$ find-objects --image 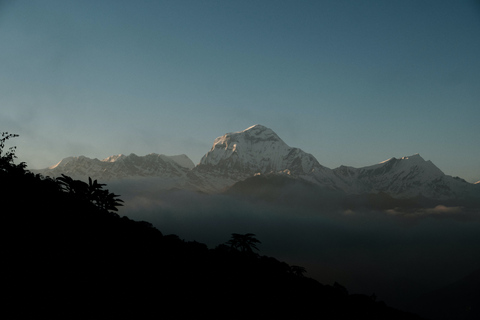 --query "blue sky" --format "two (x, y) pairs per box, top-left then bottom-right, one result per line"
(1, 0), (479, 182)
